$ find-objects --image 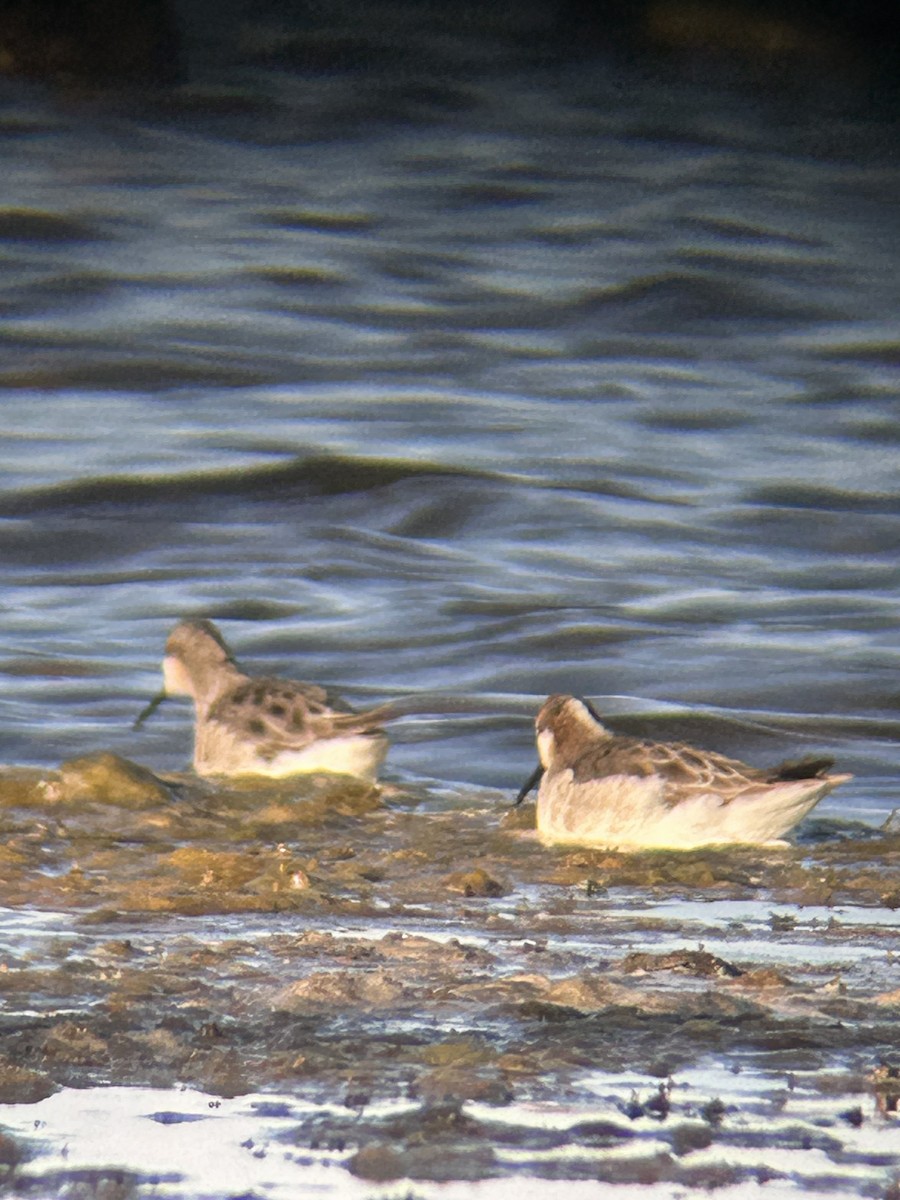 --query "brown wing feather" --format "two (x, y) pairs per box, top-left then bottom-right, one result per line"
(208, 677), (382, 759)
(570, 736), (765, 805)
